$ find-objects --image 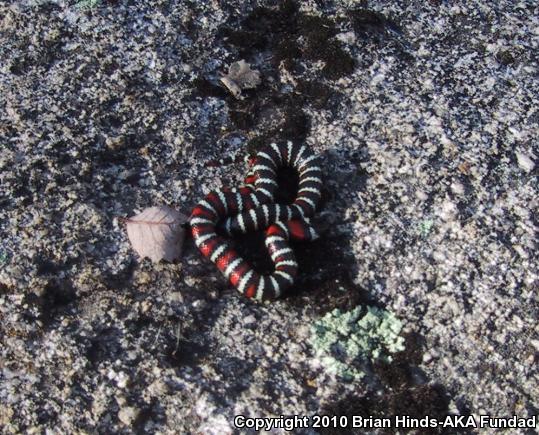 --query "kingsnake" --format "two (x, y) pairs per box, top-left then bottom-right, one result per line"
(190, 141), (322, 300)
